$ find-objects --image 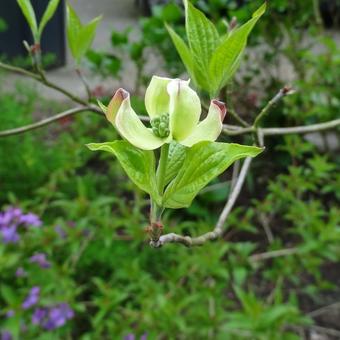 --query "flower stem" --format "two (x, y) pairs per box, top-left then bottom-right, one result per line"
(156, 143), (169, 196)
